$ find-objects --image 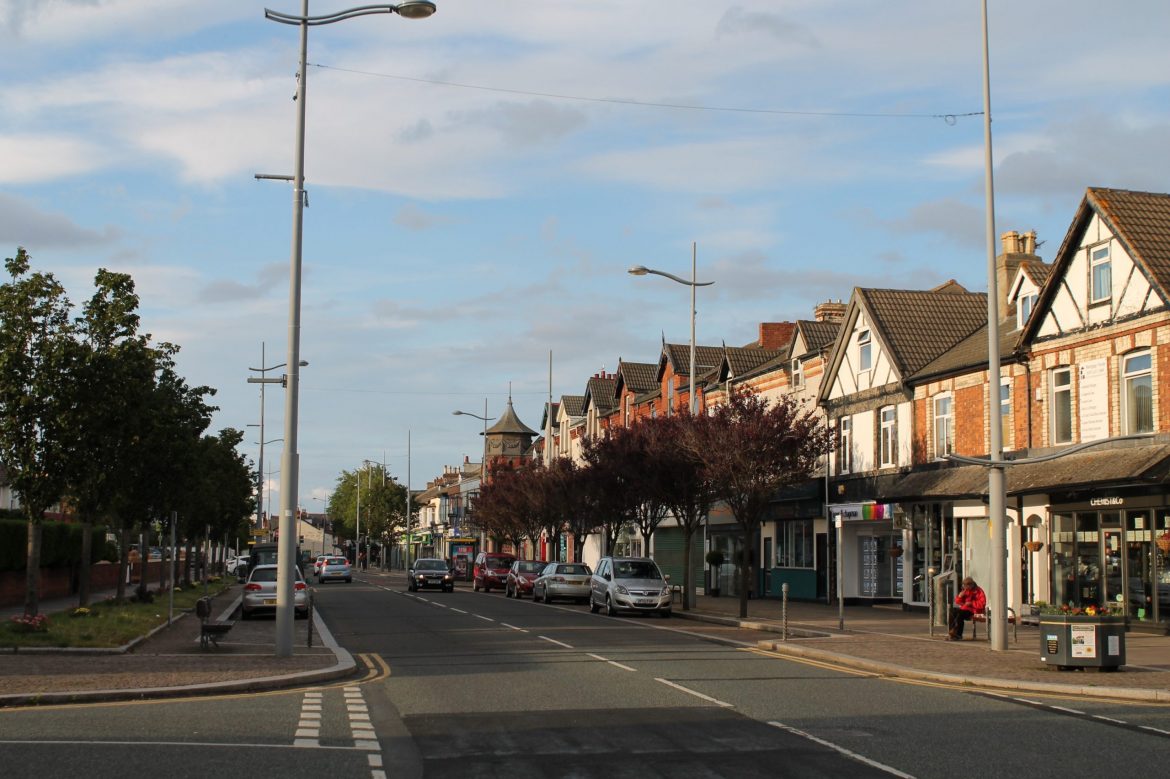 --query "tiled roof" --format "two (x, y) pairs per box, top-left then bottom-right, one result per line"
(796, 320), (840, 356)
(1019, 258), (1052, 288)
(859, 288), (988, 377)
(485, 399), (538, 436)
(662, 344), (724, 377)
(585, 377), (618, 412)
(908, 314), (1021, 382)
(616, 361), (658, 394)
(724, 347), (785, 376)
(1091, 188), (1170, 293)
(560, 395), (586, 418)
